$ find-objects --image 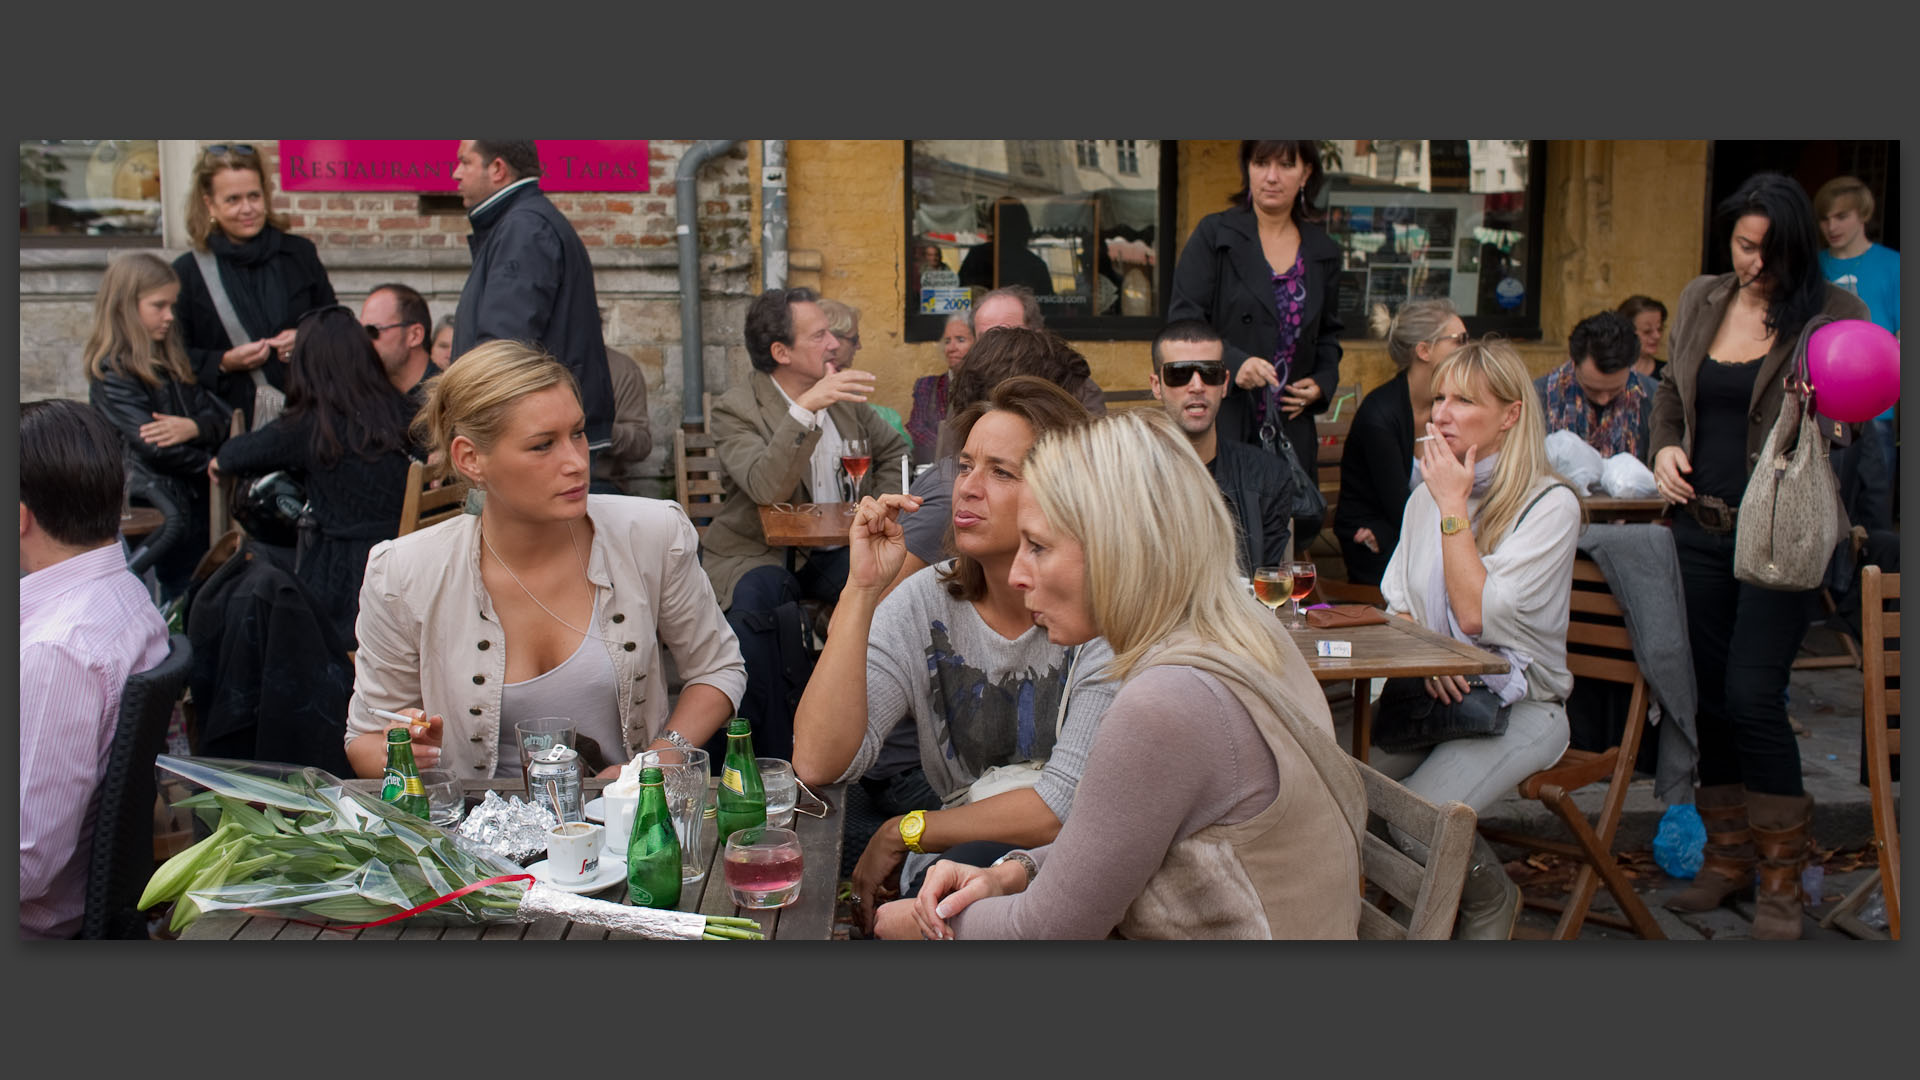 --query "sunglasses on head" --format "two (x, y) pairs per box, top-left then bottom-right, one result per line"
(1161, 361), (1229, 388)
(1434, 330), (1471, 347)
(204, 143), (258, 158)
